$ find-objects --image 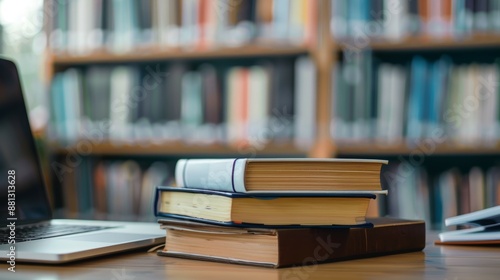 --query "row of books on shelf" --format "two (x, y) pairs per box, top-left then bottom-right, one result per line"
(57, 158), (173, 221)
(48, 0), (316, 54)
(153, 158), (425, 267)
(332, 52), (500, 145)
(383, 163), (500, 230)
(49, 57), (316, 149)
(331, 0), (500, 42)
